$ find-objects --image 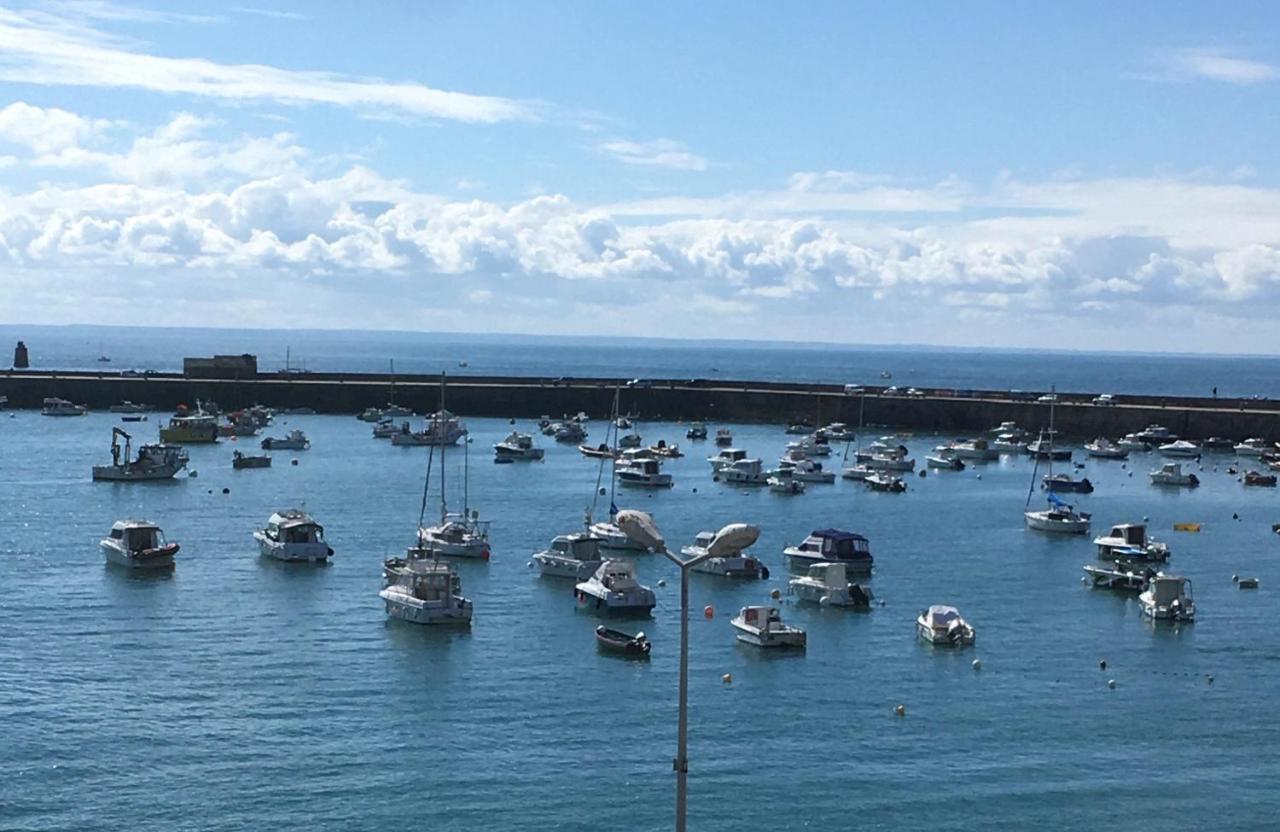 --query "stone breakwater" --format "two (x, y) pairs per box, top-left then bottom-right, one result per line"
(3, 369), (1278, 439)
